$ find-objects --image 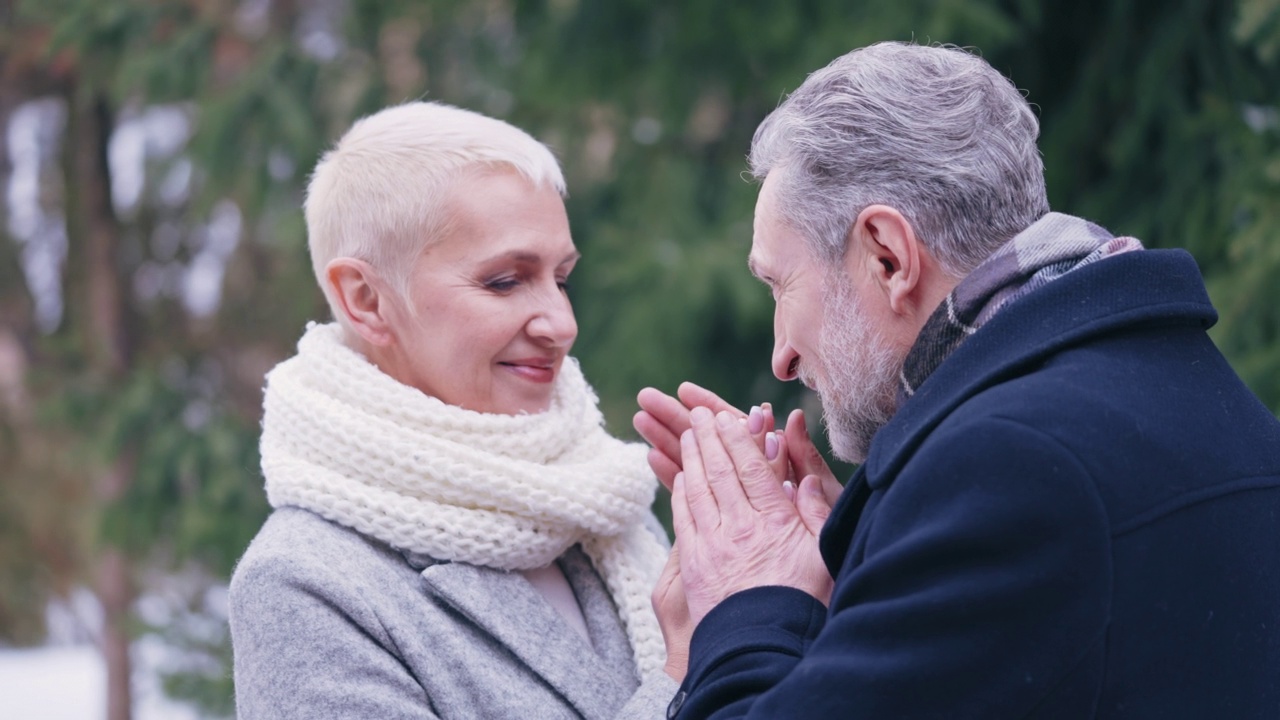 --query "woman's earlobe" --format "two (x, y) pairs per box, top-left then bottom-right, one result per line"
(327, 258), (396, 346)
